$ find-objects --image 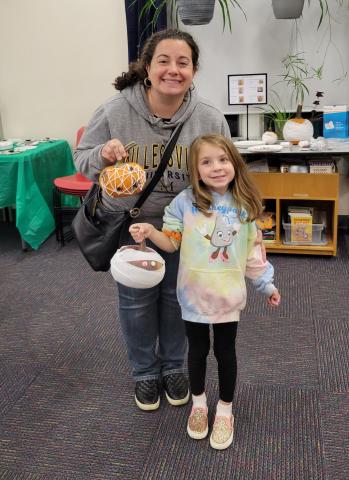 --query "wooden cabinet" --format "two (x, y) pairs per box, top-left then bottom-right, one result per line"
(249, 172), (339, 255)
